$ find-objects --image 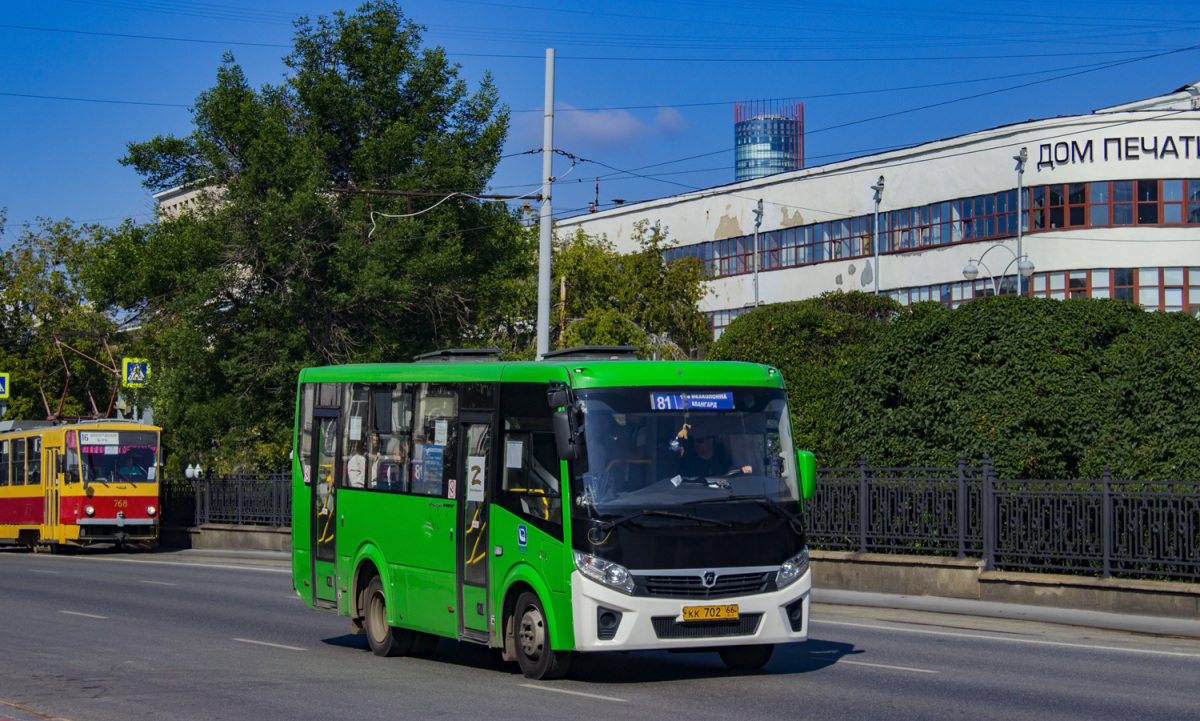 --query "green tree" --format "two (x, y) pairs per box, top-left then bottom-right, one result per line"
(708, 291), (900, 462)
(0, 216), (118, 421)
(85, 1), (530, 469)
(552, 222), (710, 359)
